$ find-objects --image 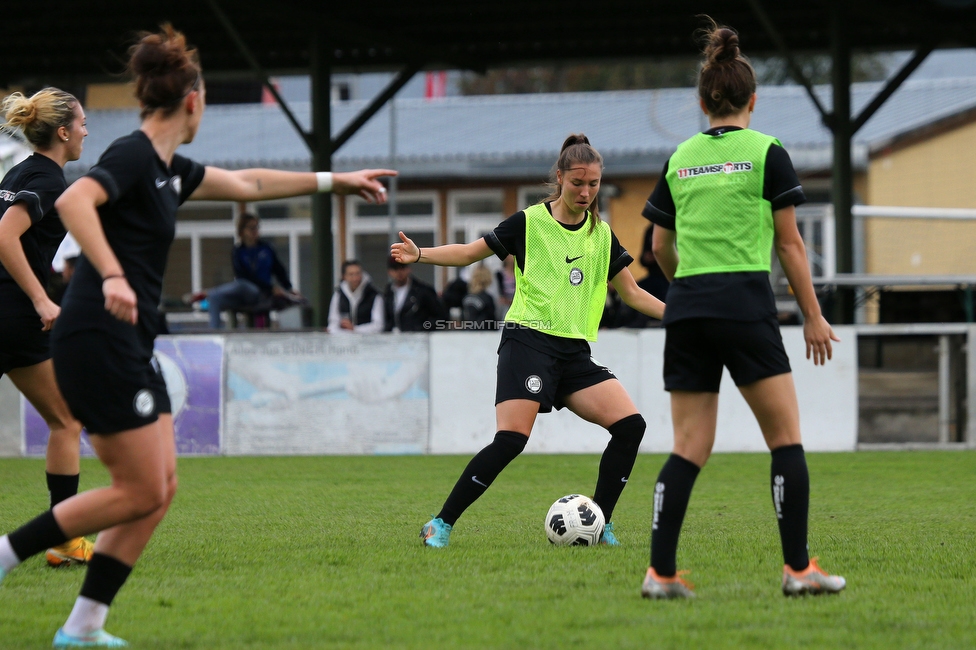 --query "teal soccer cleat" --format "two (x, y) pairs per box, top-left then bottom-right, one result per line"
(599, 521), (619, 546)
(420, 517), (452, 548)
(53, 628), (129, 648)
